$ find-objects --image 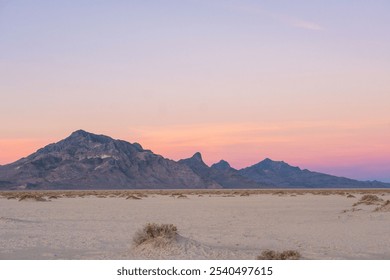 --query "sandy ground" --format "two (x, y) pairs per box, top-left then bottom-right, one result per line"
(0, 190), (389, 260)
